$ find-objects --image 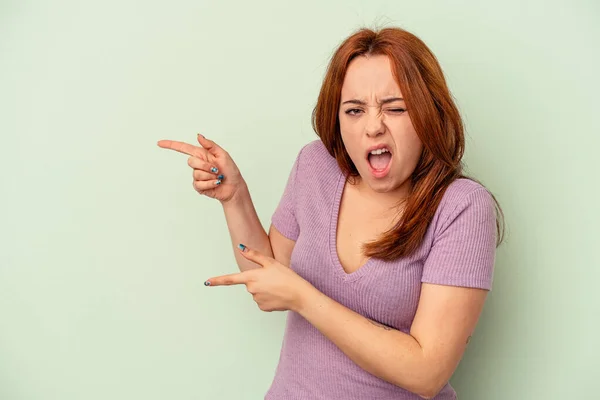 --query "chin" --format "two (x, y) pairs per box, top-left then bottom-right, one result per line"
(361, 168), (411, 195)
(370, 180), (399, 193)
